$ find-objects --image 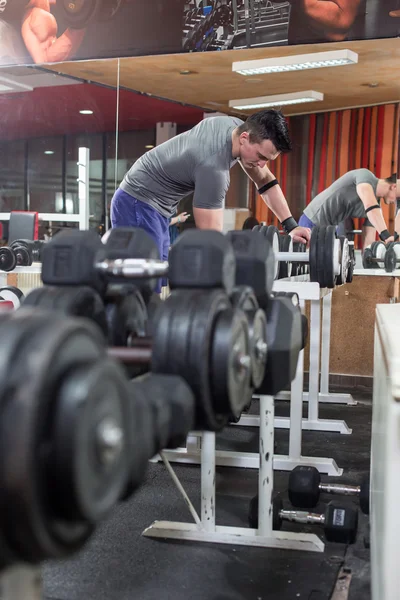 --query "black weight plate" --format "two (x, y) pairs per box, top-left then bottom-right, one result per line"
(151, 289), (230, 431)
(362, 247), (374, 269)
(105, 288), (148, 346)
(210, 308), (252, 420)
(247, 308), (268, 389)
(0, 311), (107, 562)
(316, 226), (327, 288)
(324, 226), (337, 289)
(346, 258), (354, 283)
(230, 286), (259, 311)
(0, 286), (24, 309)
(23, 286), (108, 339)
(61, 0), (101, 29)
(0, 247), (16, 272)
(371, 241), (385, 262)
(309, 227), (320, 284)
(14, 245), (32, 267)
(252, 224), (264, 232)
(384, 246), (397, 272)
(336, 236), (349, 286)
(145, 292), (163, 336)
(52, 358), (131, 523)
